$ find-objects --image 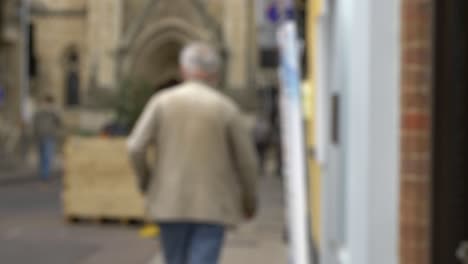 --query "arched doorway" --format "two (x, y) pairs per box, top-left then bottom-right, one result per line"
(131, 38), (185, 91)
(124, 19), (215, 91)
